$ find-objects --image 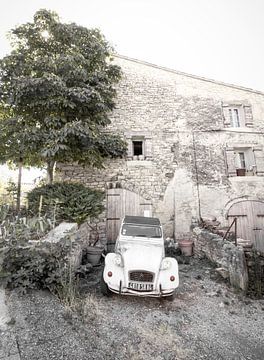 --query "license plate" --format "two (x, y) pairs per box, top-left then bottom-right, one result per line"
(128, 282), (153, 291)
